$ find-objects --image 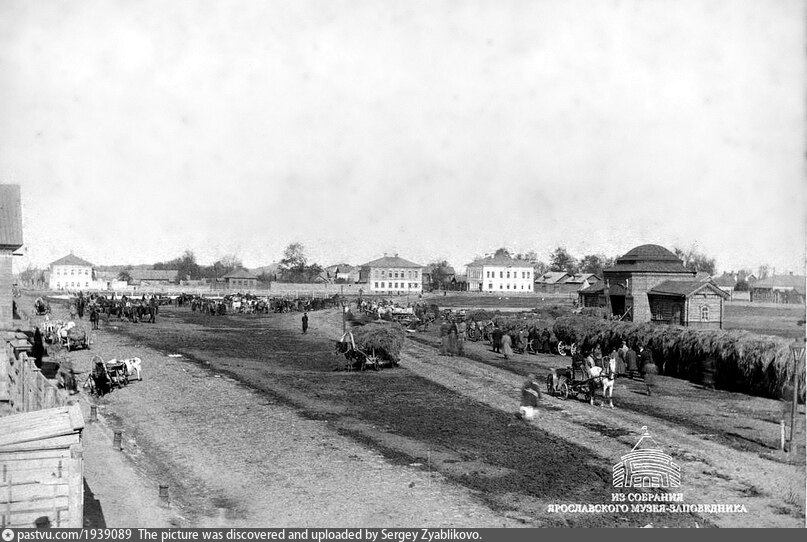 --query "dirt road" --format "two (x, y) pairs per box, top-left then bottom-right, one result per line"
(25, 298), (805, 528)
